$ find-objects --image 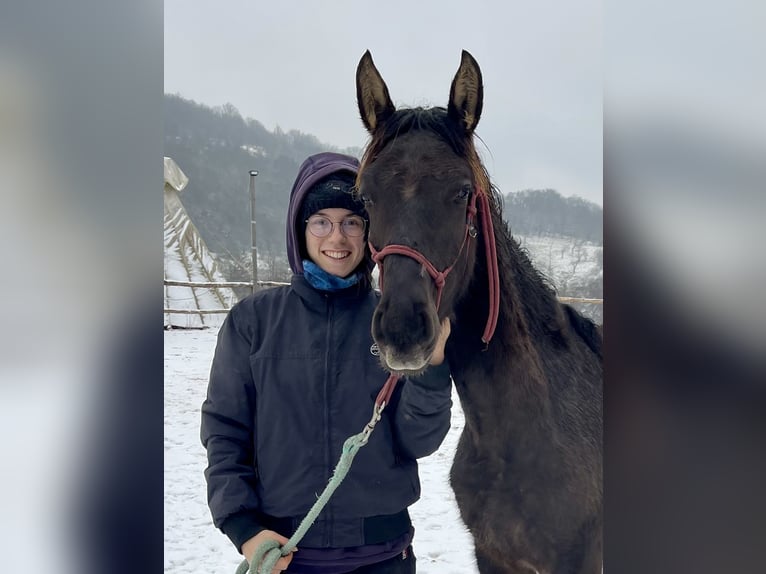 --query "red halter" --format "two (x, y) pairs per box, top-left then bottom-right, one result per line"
(368, 187), (500, 347)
